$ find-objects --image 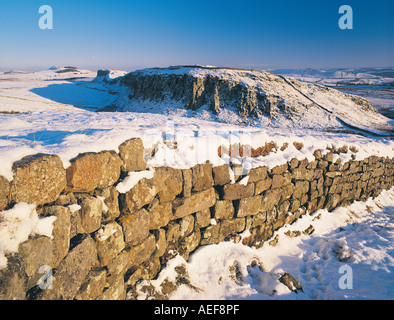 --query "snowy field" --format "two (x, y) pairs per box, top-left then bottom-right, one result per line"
(0, 67), (393, 300)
